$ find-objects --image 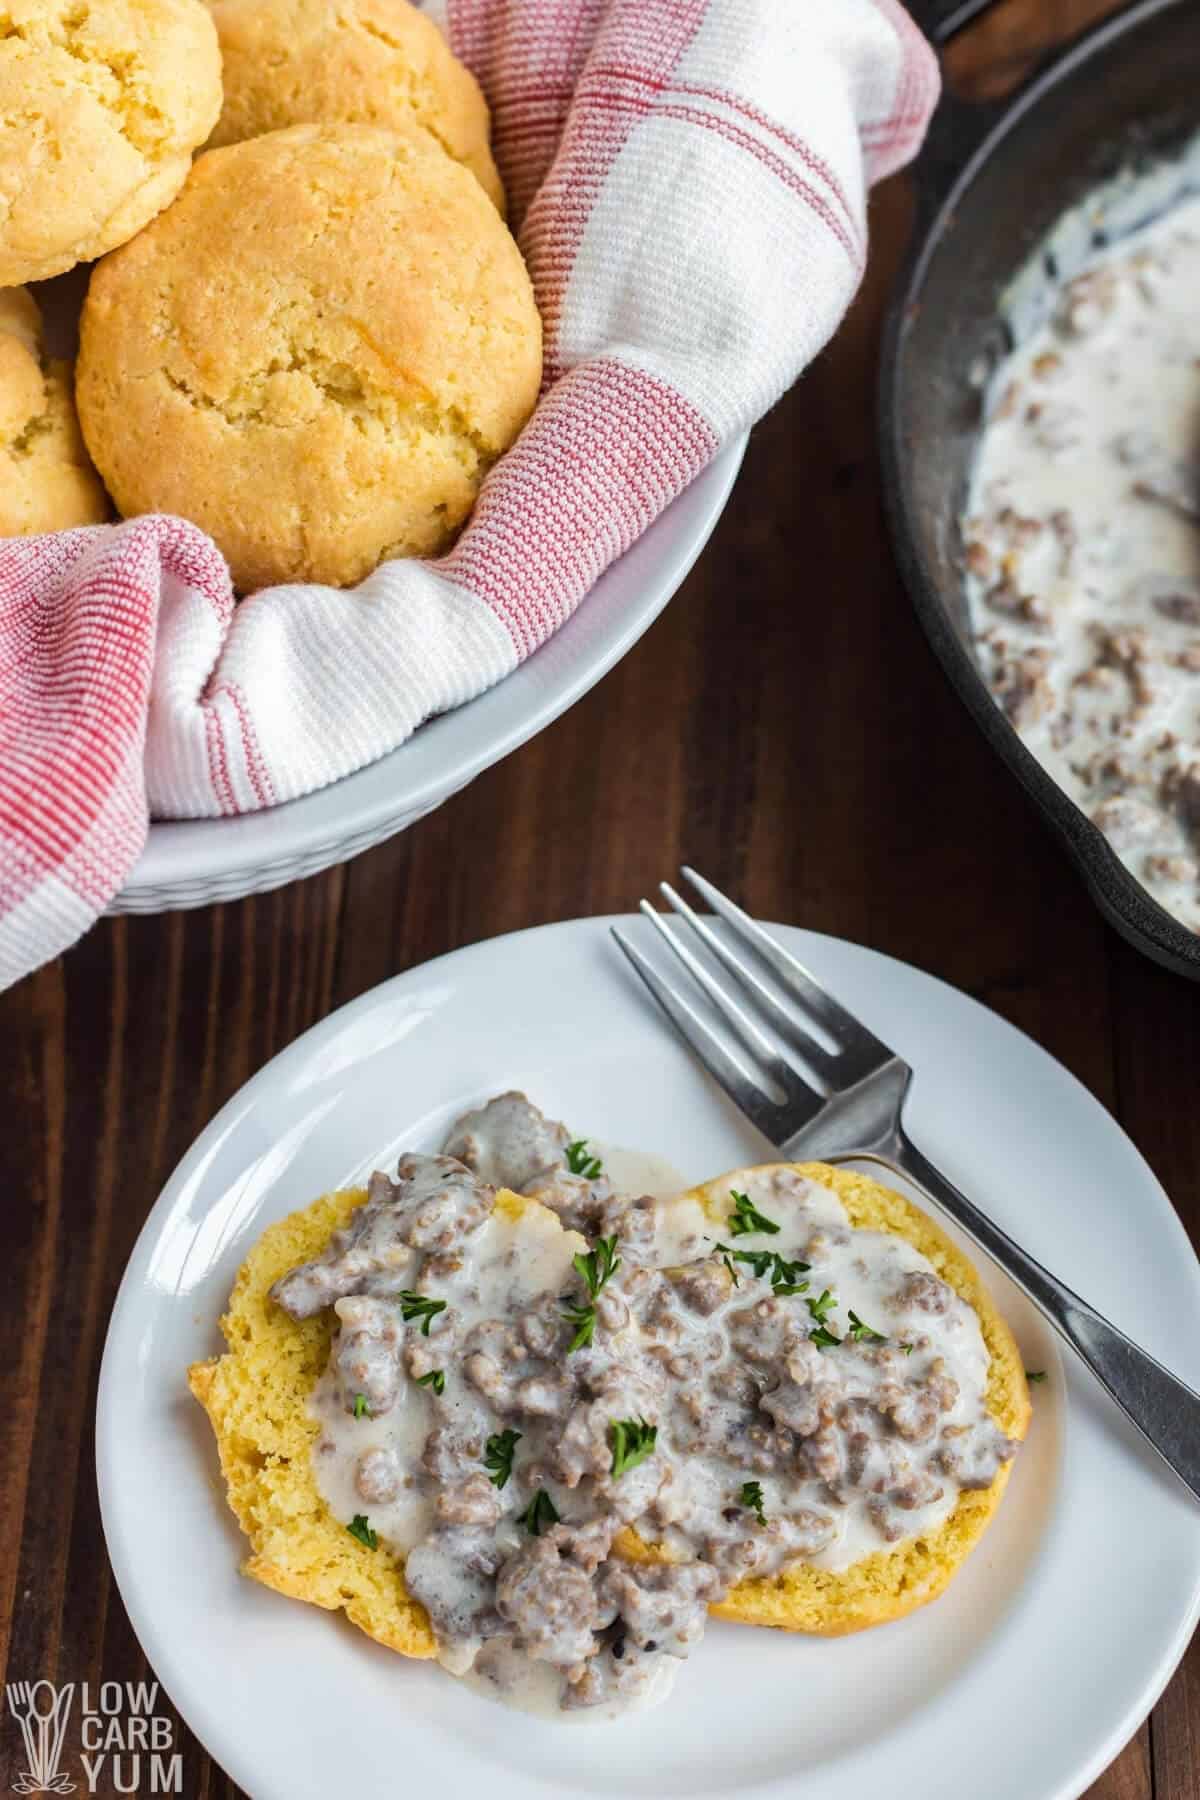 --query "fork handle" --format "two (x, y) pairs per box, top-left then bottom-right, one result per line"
(874, 1133), (1200, 1504)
